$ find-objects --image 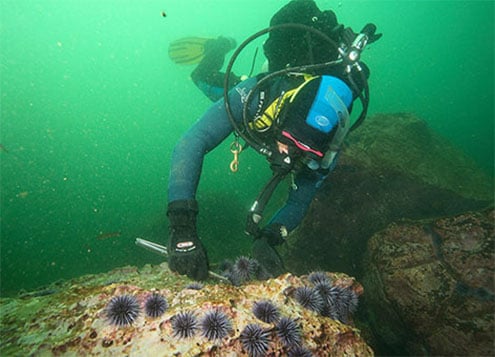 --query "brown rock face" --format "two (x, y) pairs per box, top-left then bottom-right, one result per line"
(362, 209), (494, 356)
(282, 113), (492, 277)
